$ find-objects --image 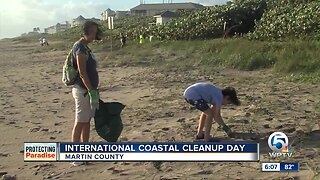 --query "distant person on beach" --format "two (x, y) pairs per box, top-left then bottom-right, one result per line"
(39, 37), (48, 46)
(183, 82), (241, 141)
(149, 35), (155, 43)
(120, 33), (126, 48)
(42, 37), (49, 46)
(70, 21), (101, 165)
(39, 37), (43, 46)
(139, 34), (144, 44)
